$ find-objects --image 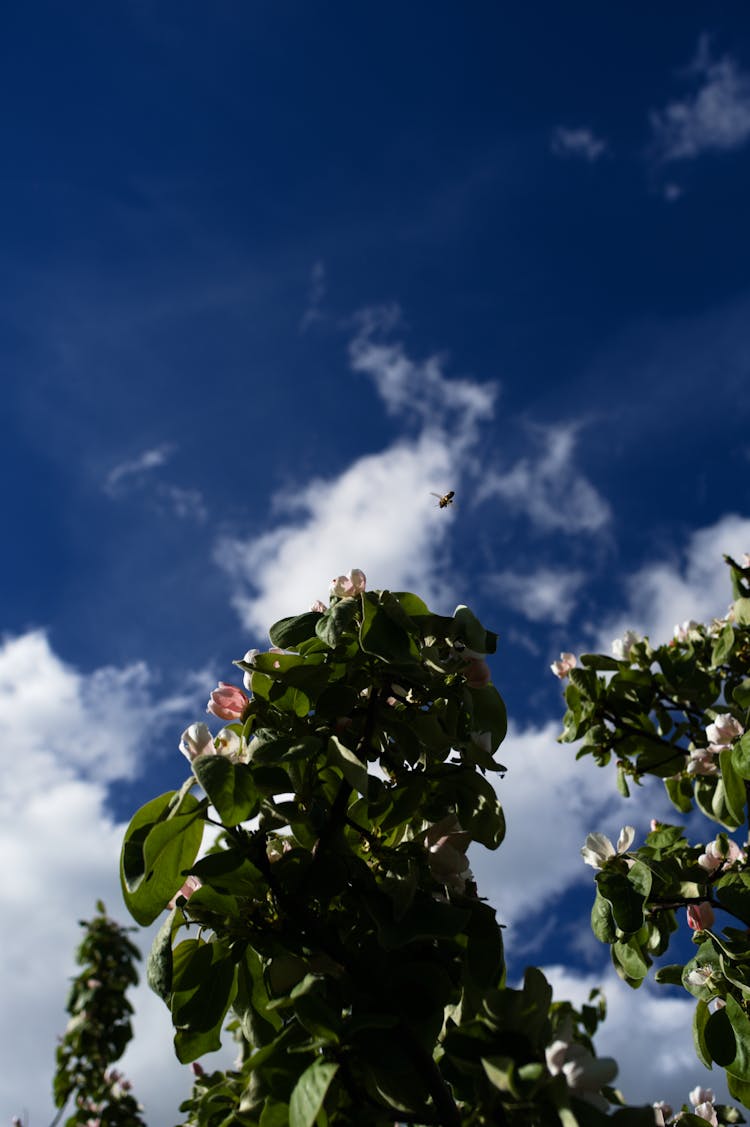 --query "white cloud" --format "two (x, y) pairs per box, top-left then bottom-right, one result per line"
(595, 513), (750, 649)
(217, 310), (498, 636)
(543, 965), (727, 1110)
(477, 423), (610, 535)
(489, 567), (586, 624)
(104, 443), (175, 496)
(0, 631), (214, 1125)
(551, 127), (608, 162)
(651, 38), (750, 161)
